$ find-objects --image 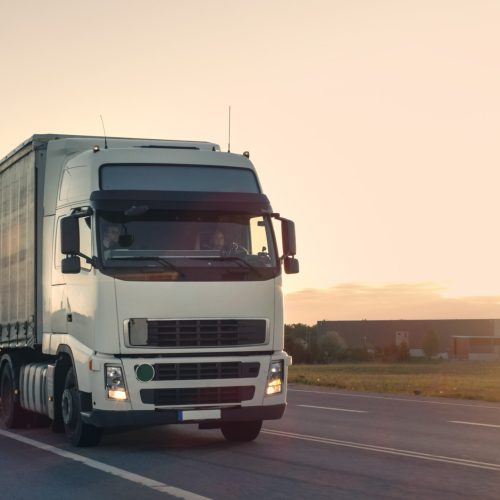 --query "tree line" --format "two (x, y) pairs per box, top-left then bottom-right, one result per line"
(285, 323), (441, 363)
